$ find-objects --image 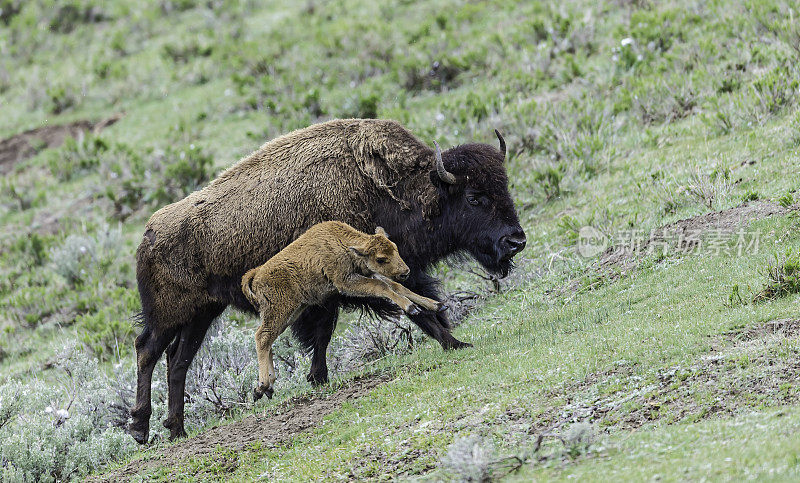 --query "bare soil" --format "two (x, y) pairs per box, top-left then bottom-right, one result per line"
(560, 201), (796, 294)
(97, 373), (390, 481)
(0, 114), (121, 174)
(523, 318), (800, 435)
(721, 317), (800, 342)
(600, 200), (791, 272)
